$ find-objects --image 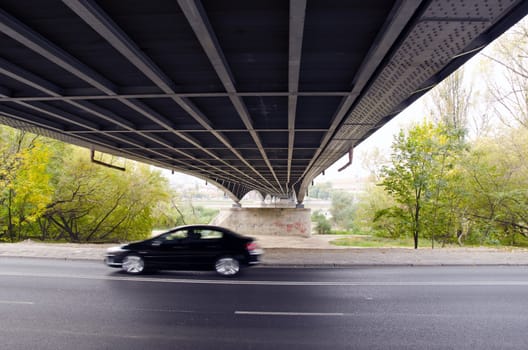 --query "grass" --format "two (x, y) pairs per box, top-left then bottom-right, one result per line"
(330, 235), (434, 248)
(330, 235), (528, 249)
